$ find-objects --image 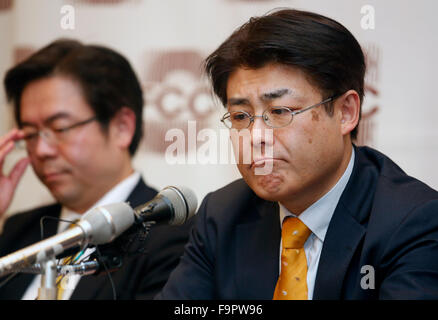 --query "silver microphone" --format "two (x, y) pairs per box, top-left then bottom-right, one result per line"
(0, 202), (134, 277)
(0, 185), (198, 277)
